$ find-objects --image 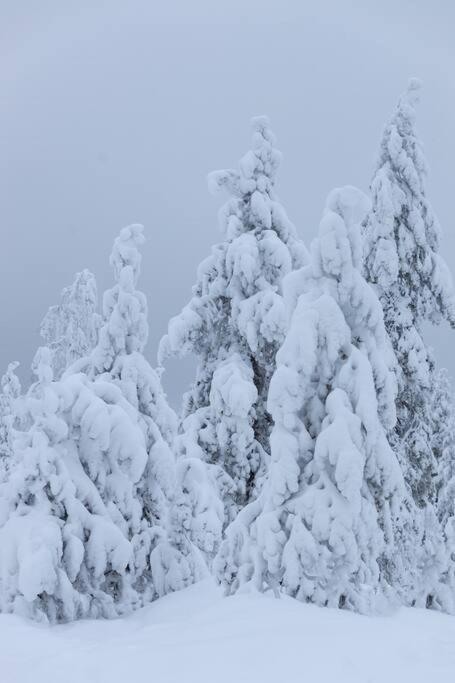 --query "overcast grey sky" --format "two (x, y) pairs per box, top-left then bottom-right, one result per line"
(1, 0), (454, 405)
